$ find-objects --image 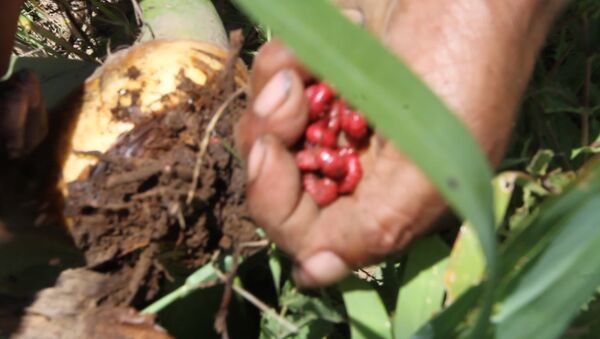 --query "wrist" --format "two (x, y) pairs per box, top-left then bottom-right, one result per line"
(0, 0), (24, 76)
(494, 0), (568, 44)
